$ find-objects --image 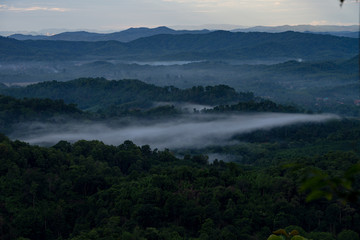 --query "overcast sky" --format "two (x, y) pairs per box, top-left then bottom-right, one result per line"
(0, 0), (358, 32)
